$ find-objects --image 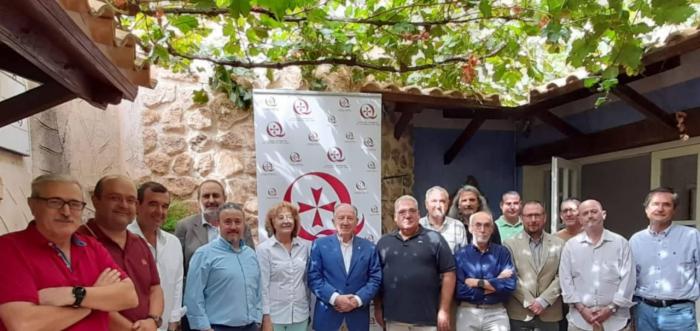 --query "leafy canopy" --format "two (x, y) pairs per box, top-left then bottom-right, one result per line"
(117, 0), (699, 106)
